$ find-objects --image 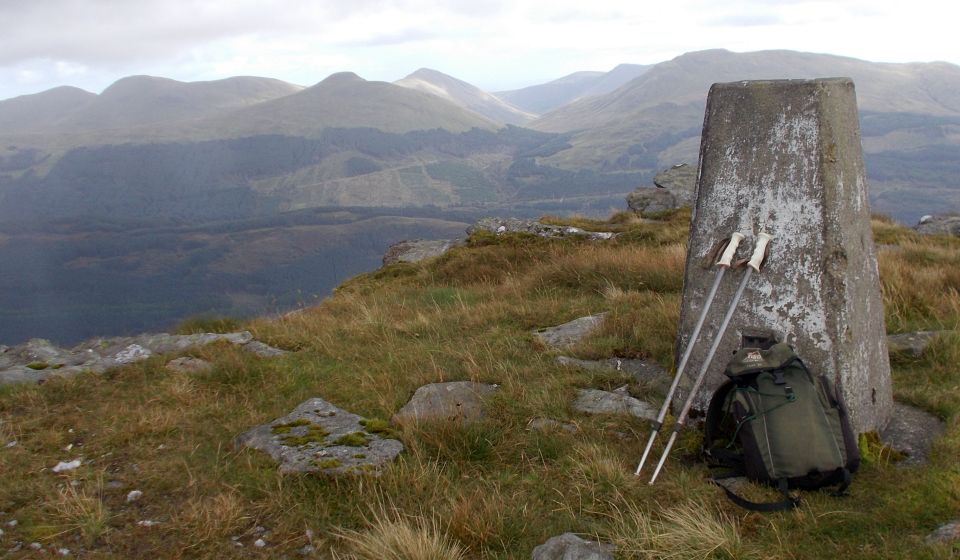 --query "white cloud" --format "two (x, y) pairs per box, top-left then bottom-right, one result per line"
(0, 0), (958, 100)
